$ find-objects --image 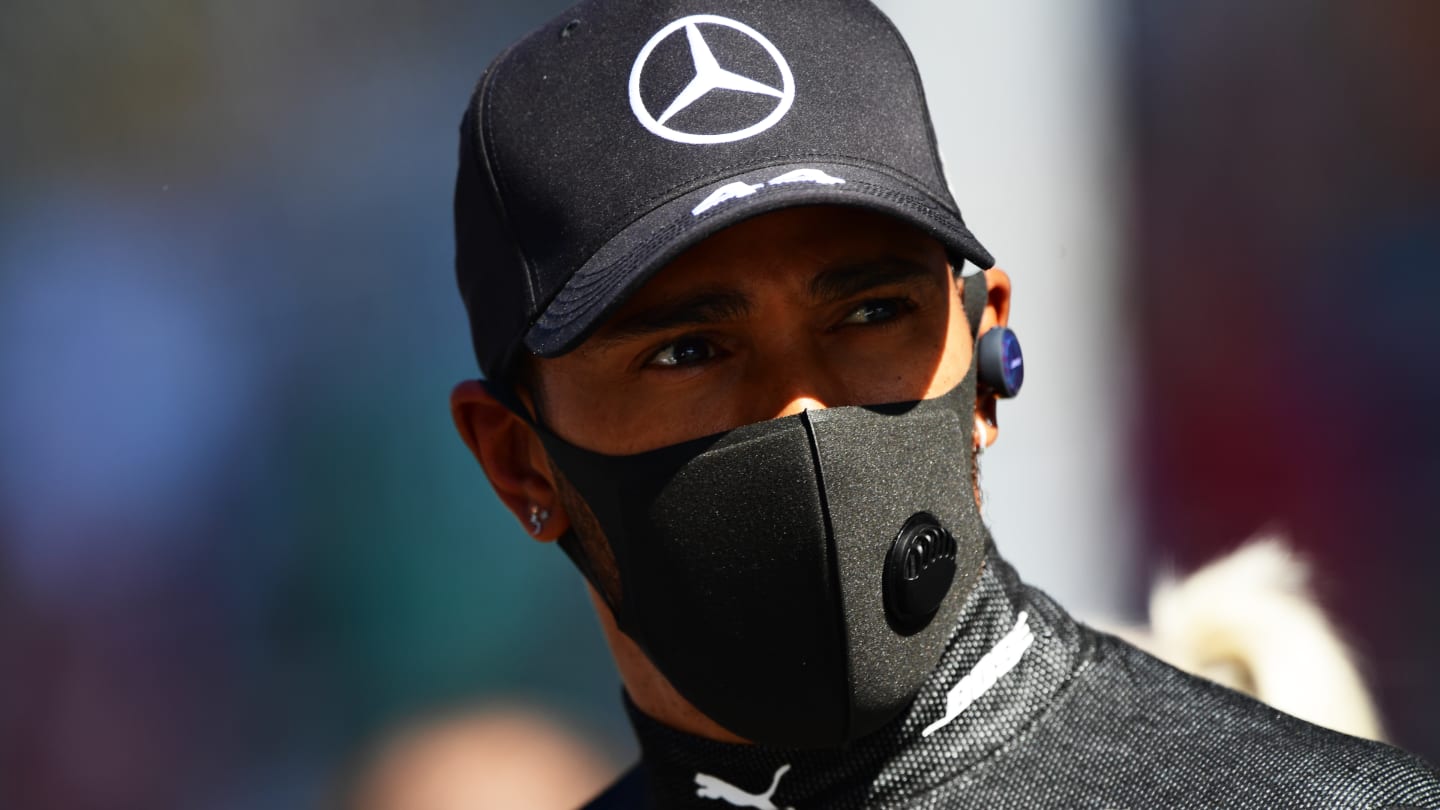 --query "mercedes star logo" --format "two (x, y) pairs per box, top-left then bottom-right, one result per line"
(628, 14), (795, 145)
